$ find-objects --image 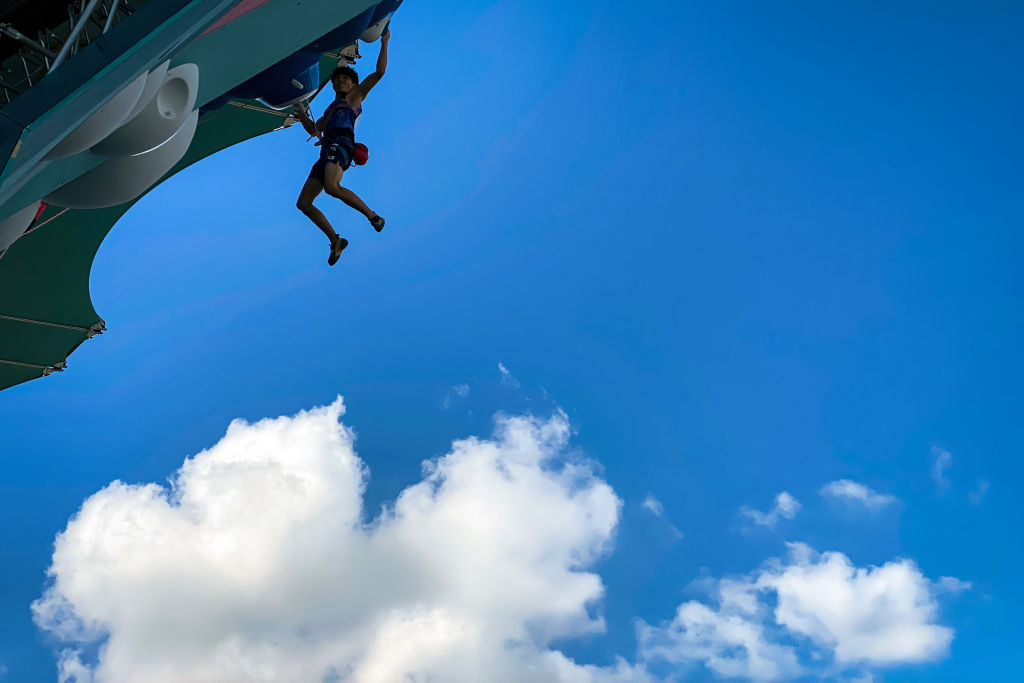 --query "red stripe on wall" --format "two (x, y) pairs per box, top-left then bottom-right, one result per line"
(200, 0), (274, 38)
